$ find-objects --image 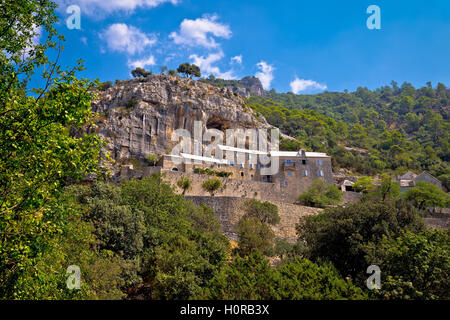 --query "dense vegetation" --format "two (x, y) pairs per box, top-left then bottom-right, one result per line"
(246, 84), (449, 188)
(1, 1), (448, 301)
(297, 179), (342, 208)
